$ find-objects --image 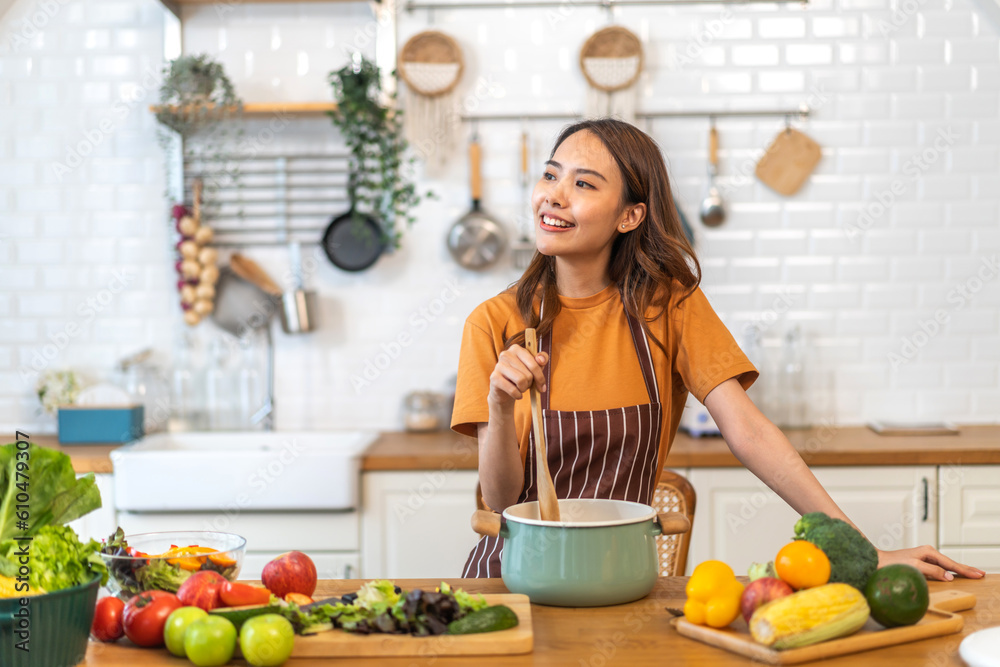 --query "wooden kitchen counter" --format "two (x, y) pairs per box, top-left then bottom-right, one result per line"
(15, 424), (1000, 476)
(83, 576), (997, 666)
(12, 434), (118, 474)
(360, 425), (1000, 470)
